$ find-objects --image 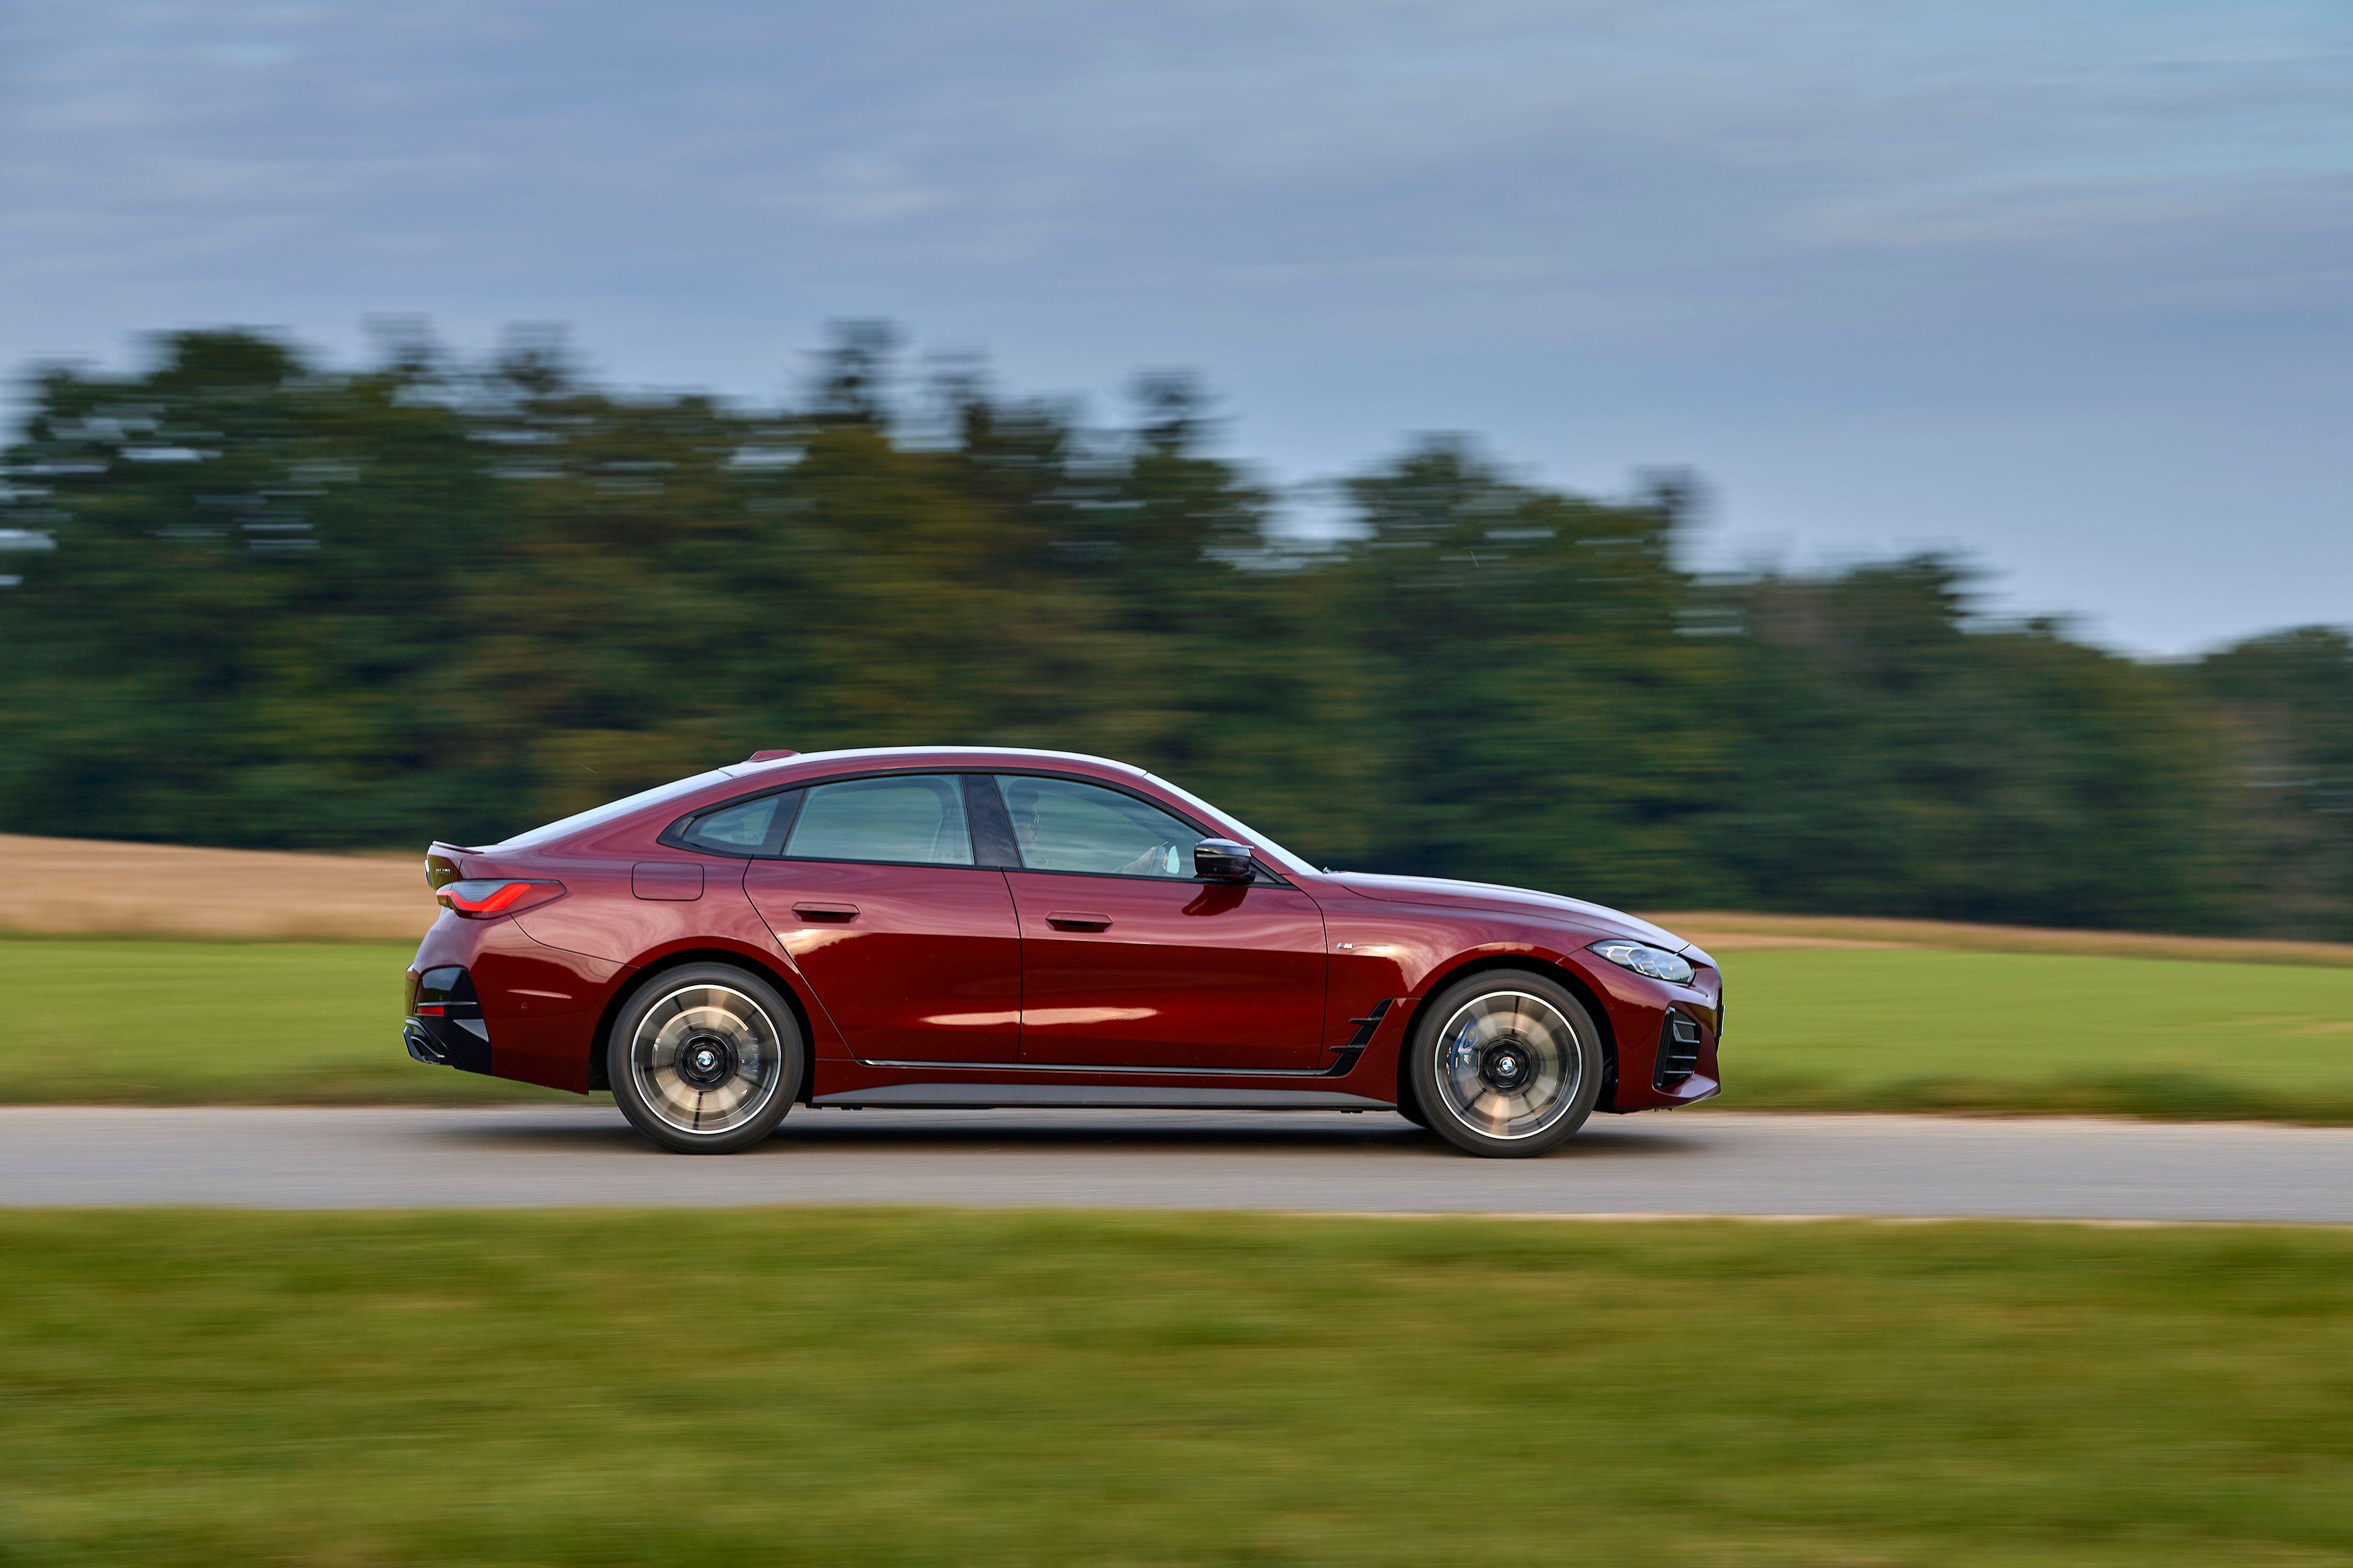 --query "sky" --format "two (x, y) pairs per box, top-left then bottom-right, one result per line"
(4, 0), (2348, 655)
